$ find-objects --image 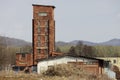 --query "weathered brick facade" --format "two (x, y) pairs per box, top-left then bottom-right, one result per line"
(32, 5), (56, 65)
(16, 53), (33, 67)
(16, 5), (57, 67)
